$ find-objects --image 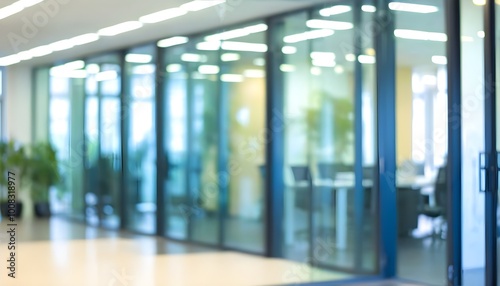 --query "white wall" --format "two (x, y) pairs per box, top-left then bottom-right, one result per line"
(5, 64), (33, 144)
(4, 64), (34, 218)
